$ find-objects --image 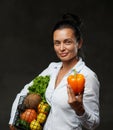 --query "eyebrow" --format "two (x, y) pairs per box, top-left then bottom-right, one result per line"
(54, 38), (73, 41)
(64, 38), (75, 42)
